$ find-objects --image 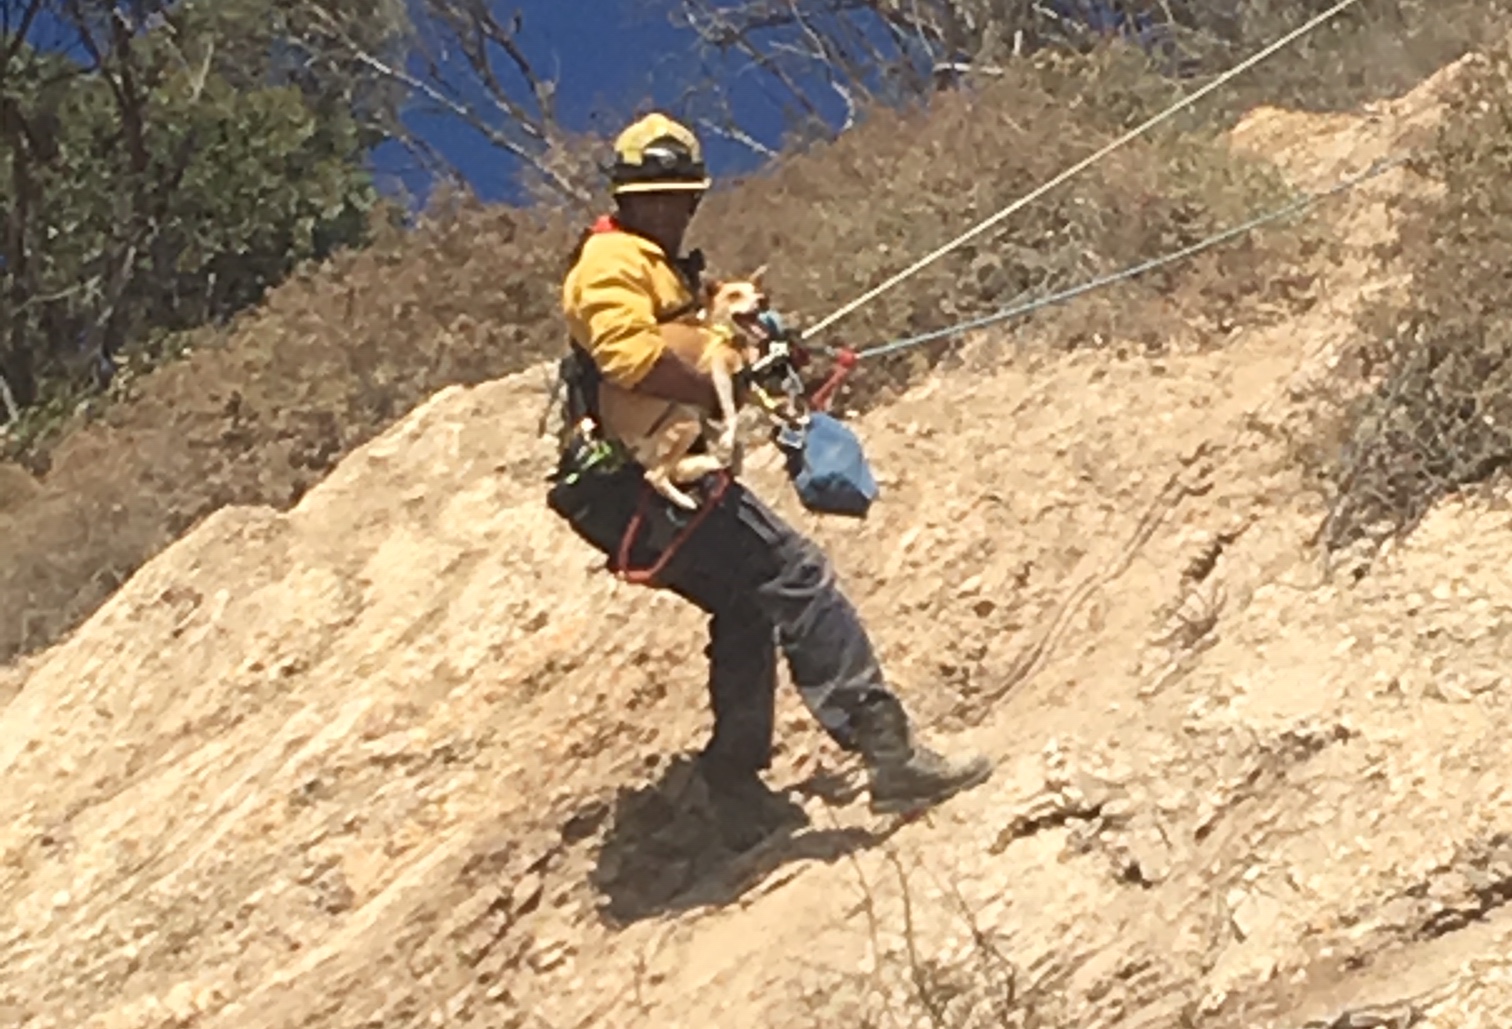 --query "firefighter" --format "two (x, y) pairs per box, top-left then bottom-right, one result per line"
(547, 113), (991, 850)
